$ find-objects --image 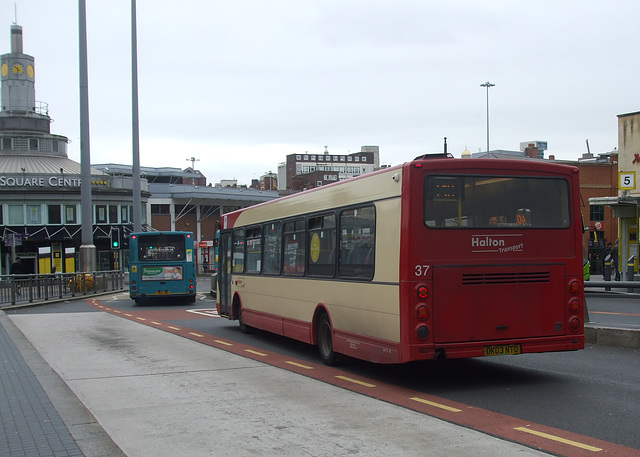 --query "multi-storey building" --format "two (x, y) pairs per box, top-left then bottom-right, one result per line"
(278, 145), (380, 191)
